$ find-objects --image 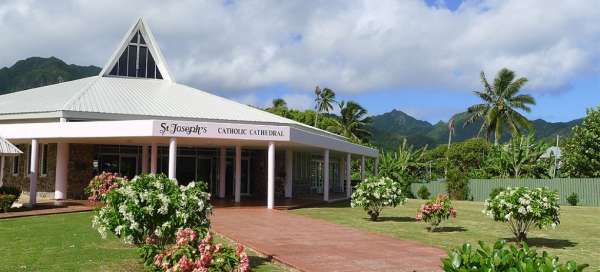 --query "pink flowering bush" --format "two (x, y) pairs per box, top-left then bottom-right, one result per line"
(152, 228), (250, 272)
(85, 172), (126, 202)
(416, 194), (457, 231)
